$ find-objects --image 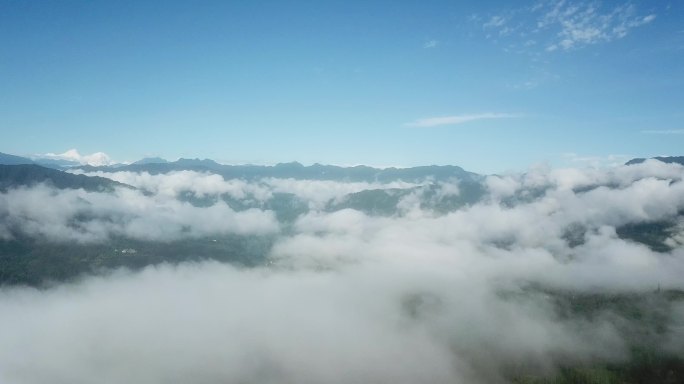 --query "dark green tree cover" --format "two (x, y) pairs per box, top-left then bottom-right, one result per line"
(504, 287), (684, 383)
(617, 221), (680, 253)
(0, 233), (275, 287)
(326, 181), (487, 216)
